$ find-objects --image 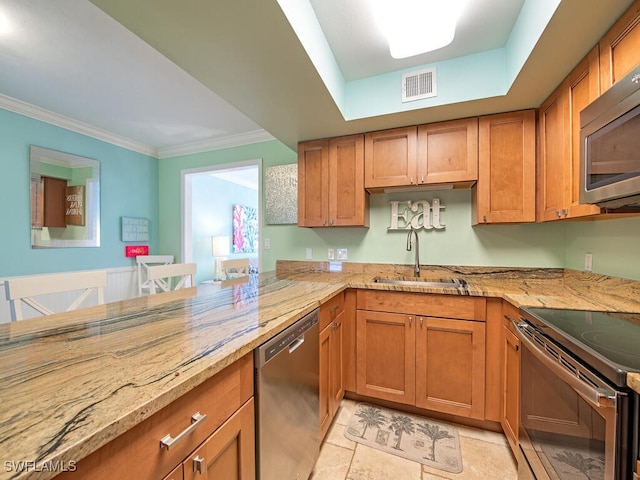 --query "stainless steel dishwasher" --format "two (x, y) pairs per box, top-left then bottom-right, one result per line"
(255, 308), (319, 480)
